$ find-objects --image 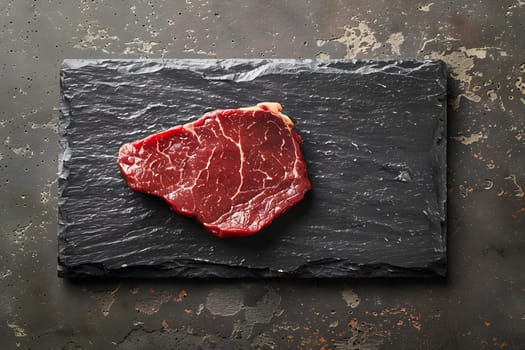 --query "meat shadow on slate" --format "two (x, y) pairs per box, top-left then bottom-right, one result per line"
(214, 188), (315, 249)
(133, 185), (315, 251)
